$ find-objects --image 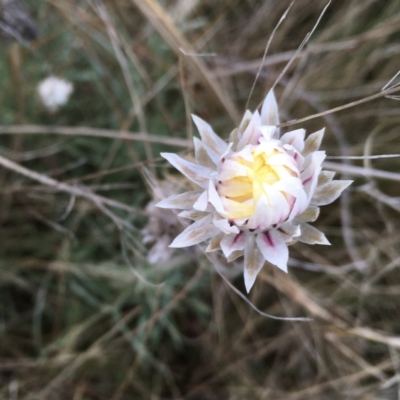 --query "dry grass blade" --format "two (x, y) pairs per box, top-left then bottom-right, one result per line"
(347, 327), (400, 349)
(209, 253), (312, 322)
(0, 153), (144, 215)
(325, 332), (388, 381)
(323, 160), (400, 182)
(245, 1), (294, 110)
(290, 359), (394, 399)
(270, 1), (331, 94)
(259, 269), (338, 323)
(279, 85), (400, 127)
(0, 125), (190, 147)
(130, 0), (240, 124)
